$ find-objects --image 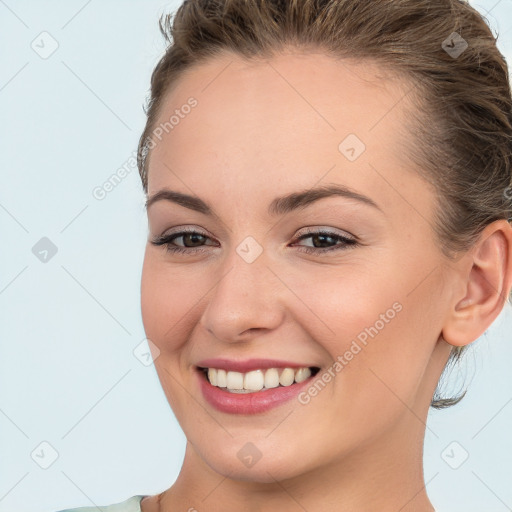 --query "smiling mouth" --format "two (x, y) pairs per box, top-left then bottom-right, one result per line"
(197, 366), (321, 393)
